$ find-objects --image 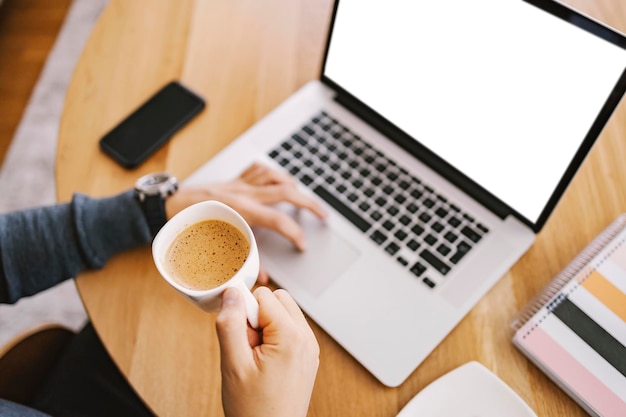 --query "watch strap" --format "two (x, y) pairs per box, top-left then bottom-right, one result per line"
(142, 194), (167, 237)
(134, 172), (178, 238)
